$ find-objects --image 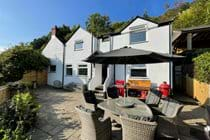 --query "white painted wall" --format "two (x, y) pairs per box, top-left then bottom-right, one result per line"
(103, 65), (114, 92)
(113, 25), (170, 53)
(42, 35), (64, 86)
(99, 39), (111, 53)
(114, 63), (170, 88)
(88, 64), (102, 90)
(64, 28), (97, 85)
